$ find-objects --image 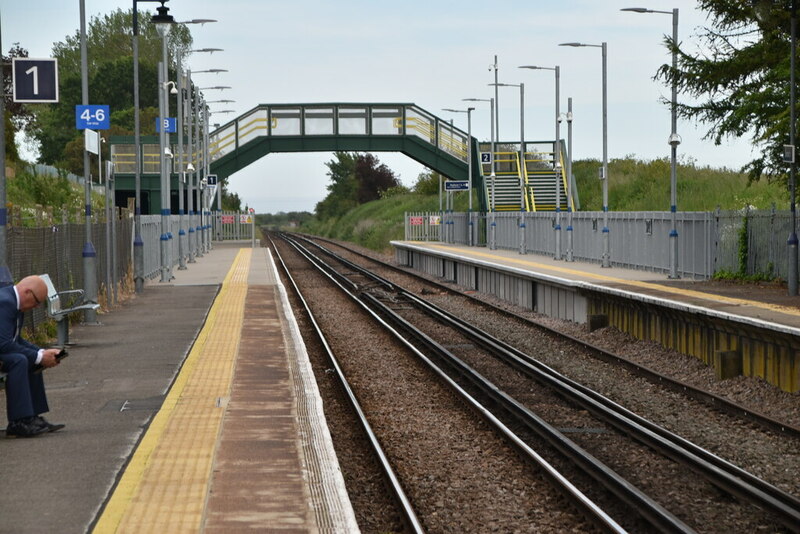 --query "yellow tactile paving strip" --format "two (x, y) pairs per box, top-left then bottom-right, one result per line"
(425, 243), (800, 316)
(93, 248), (252, 534)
